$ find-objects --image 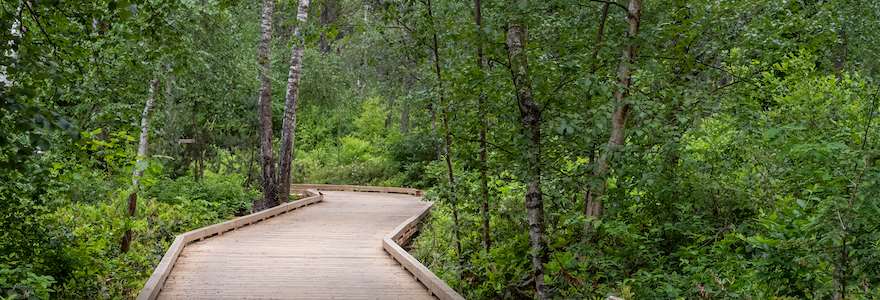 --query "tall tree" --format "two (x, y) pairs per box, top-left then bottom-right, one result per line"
(425, 0), (464, 270)
(590, 2), (611, 73)
(585, 0), (642, 224)
(256, 0), (278, 209)
(278, 0), (312, 204)
(318, 0), (339, 53)
(505, 5), (547, 298)
(122, 78), (159, 253)
(473, 0), (491, 252)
